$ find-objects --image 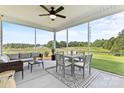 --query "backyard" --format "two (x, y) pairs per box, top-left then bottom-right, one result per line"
(92, 54), (124, 76)
(58, 47), (124, 76)
(3, 46), (124, 76)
